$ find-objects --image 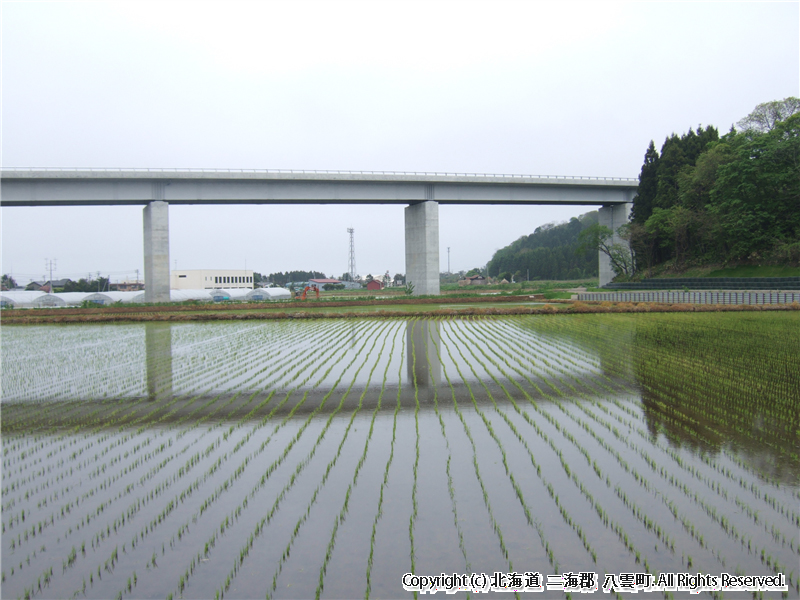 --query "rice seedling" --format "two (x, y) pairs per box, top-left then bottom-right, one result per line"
(1, 314), (796, 599)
